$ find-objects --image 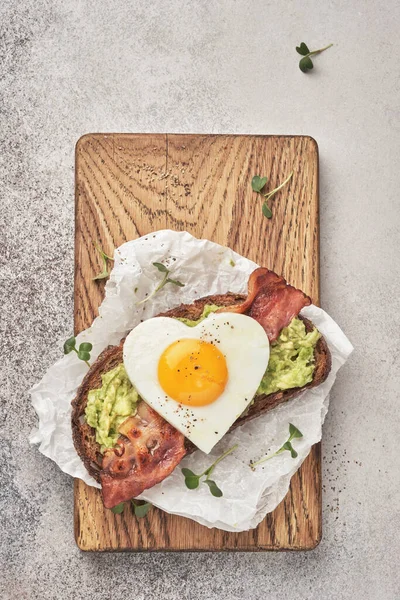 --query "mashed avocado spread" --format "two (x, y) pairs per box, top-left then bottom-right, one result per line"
(85, 308), (320, 449)
(85, 364), (138, 449)
(257, 318), (321, 395)
(176, 304), (221, 327)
